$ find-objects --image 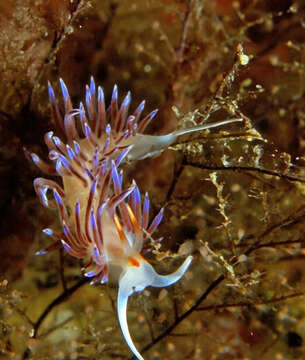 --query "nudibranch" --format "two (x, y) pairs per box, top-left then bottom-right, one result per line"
(36, 76), (242, 165)
(26, 77), (242, 359)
